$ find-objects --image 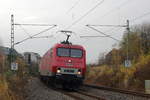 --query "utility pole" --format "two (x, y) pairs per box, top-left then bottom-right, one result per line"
(10, 14), (57, 70)
(10, 14), (14, 65)
(126, 20), (130, 66)
(85, 20), (131, 67)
